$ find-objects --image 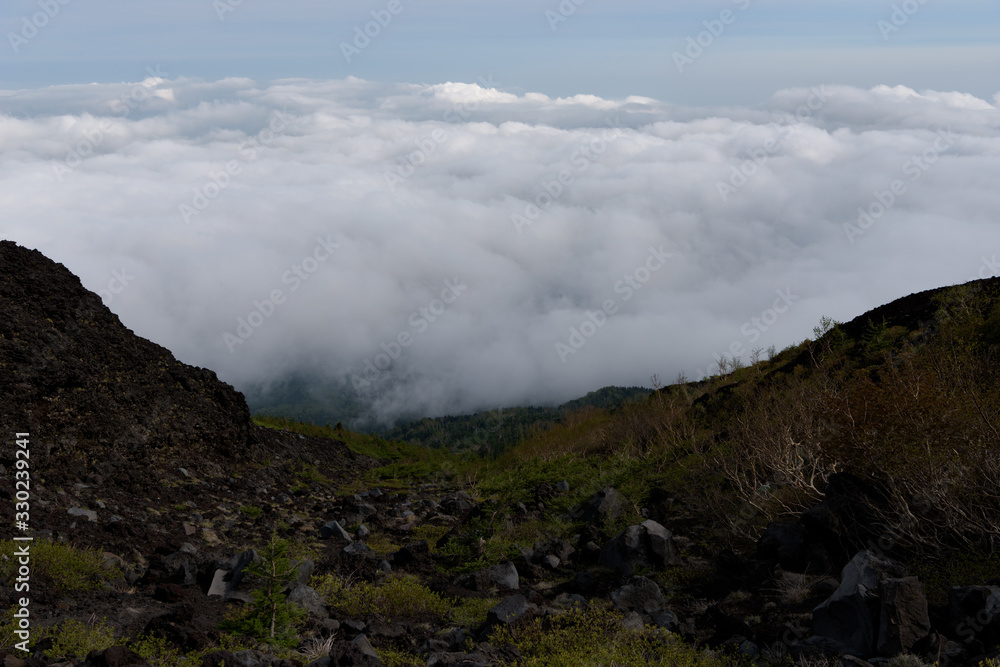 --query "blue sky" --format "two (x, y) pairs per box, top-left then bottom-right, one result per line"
(2, 0), (998, 104)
